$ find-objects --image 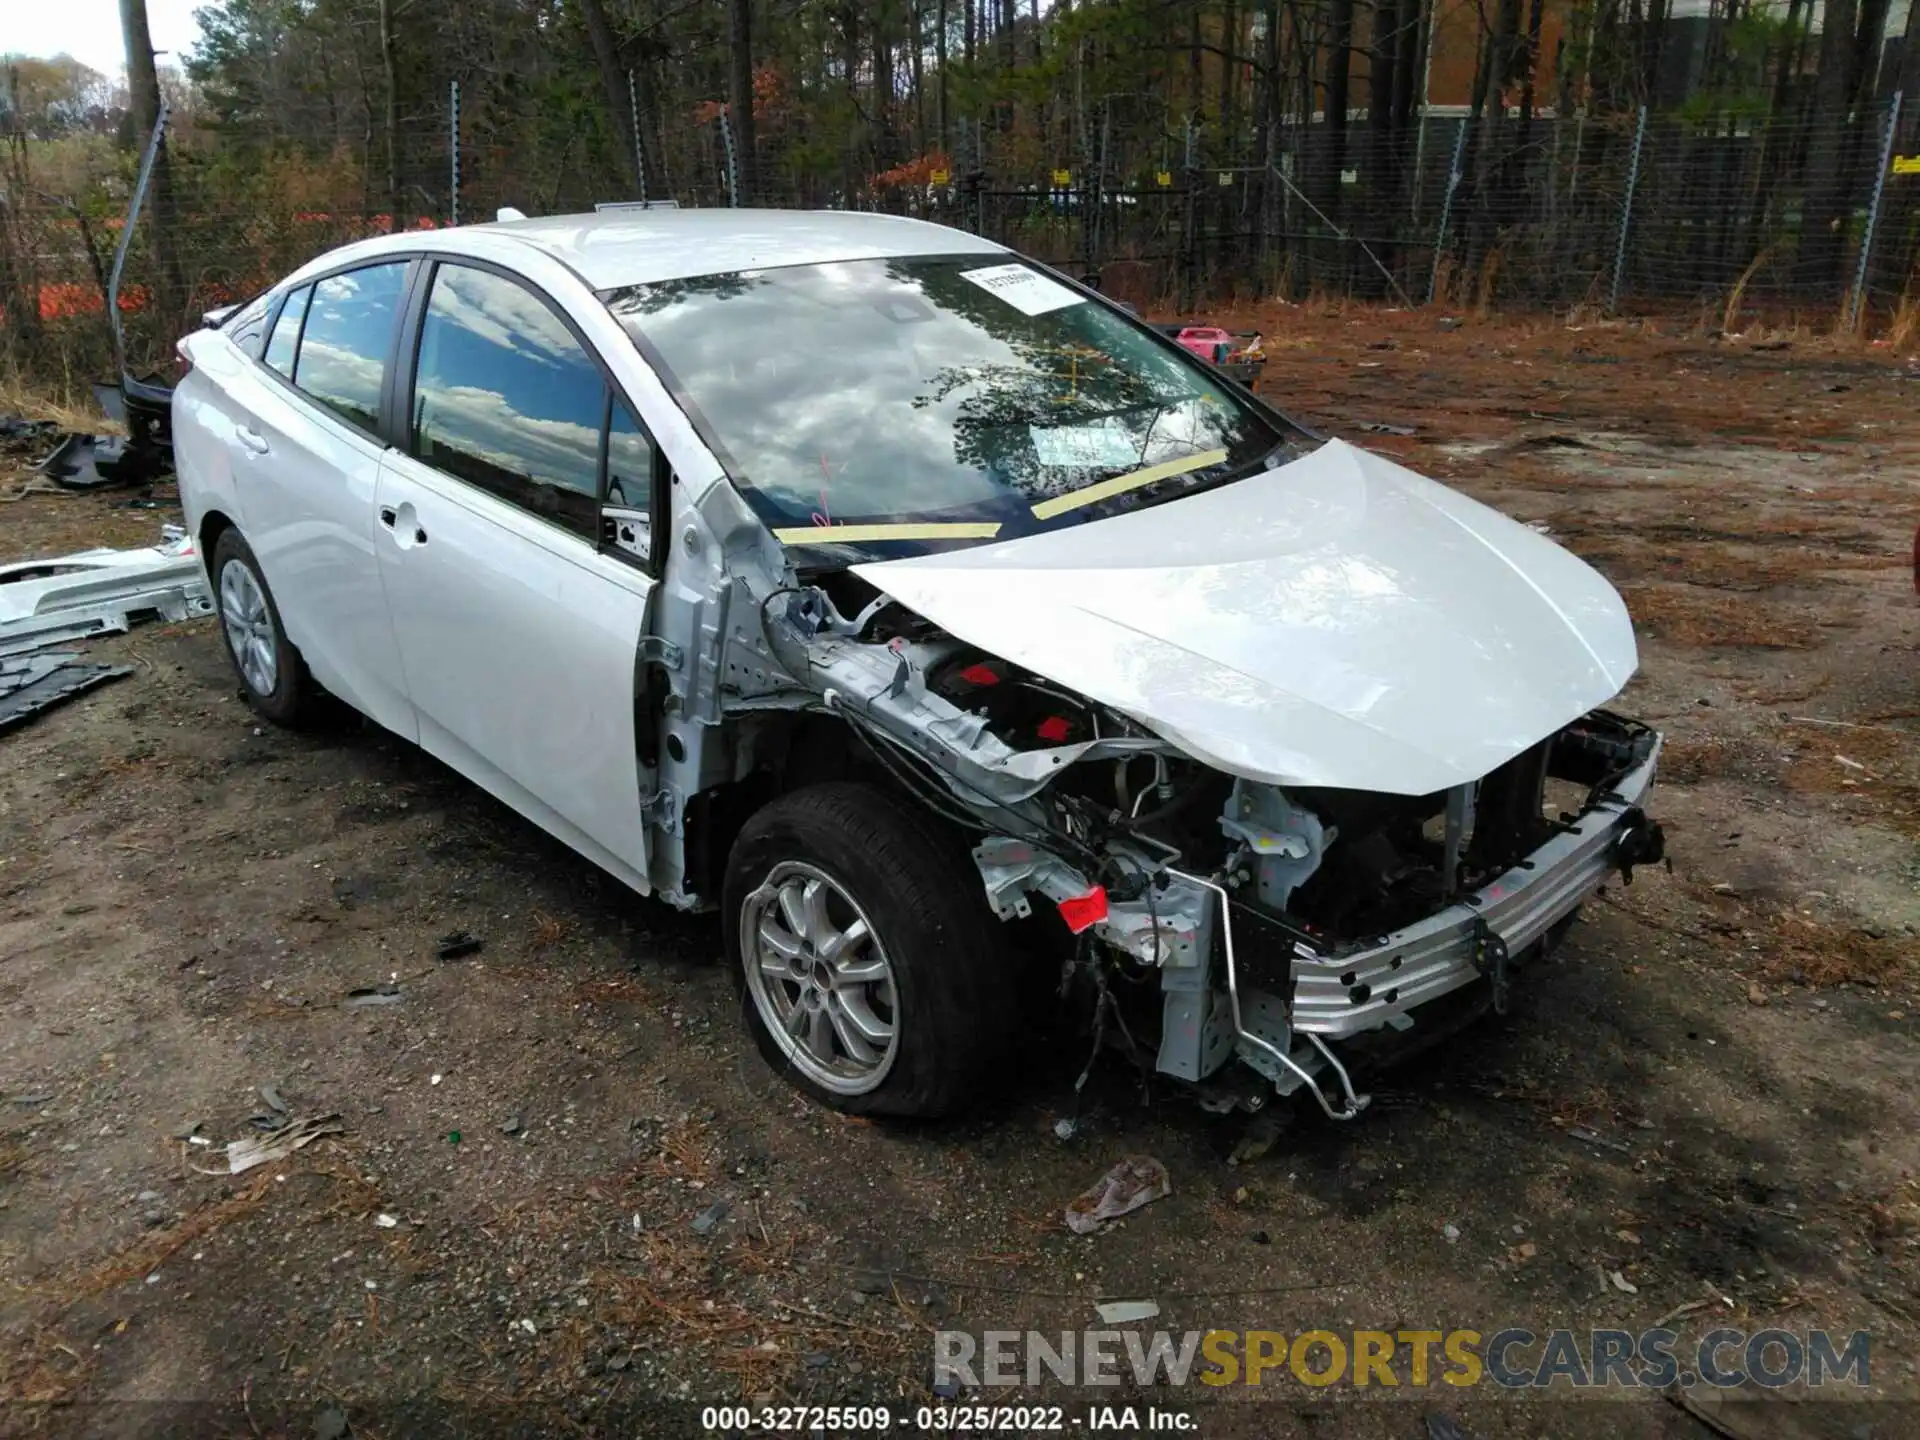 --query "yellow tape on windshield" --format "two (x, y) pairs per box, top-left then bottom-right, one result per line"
(1030, 448), (1230, 520)
(773, 522), (1003, 545)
